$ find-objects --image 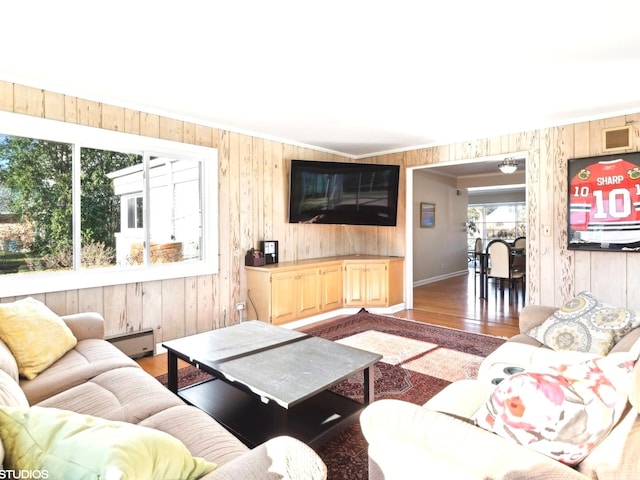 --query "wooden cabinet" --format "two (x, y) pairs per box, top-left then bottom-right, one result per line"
(320, 262), (343, 312)
(343, 258), (403, 307)
(246, 256), (403, 325)
(248, 267), (321, 326)
(271, 267), (320, 325)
